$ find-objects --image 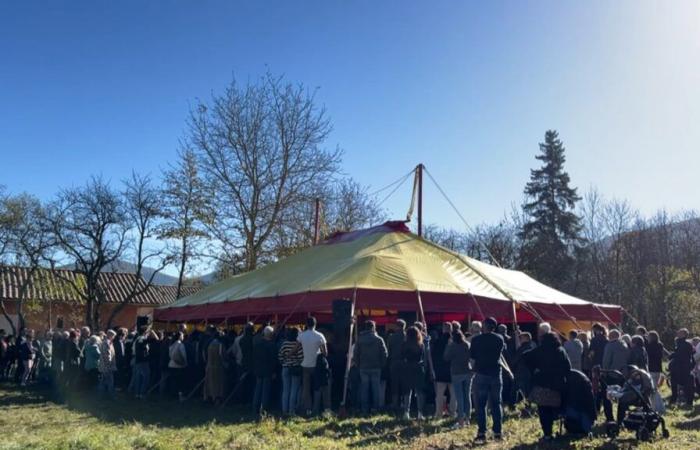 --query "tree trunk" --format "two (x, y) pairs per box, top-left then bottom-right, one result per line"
(176, 237), (188, 300)
(0, 301), (17, 336)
